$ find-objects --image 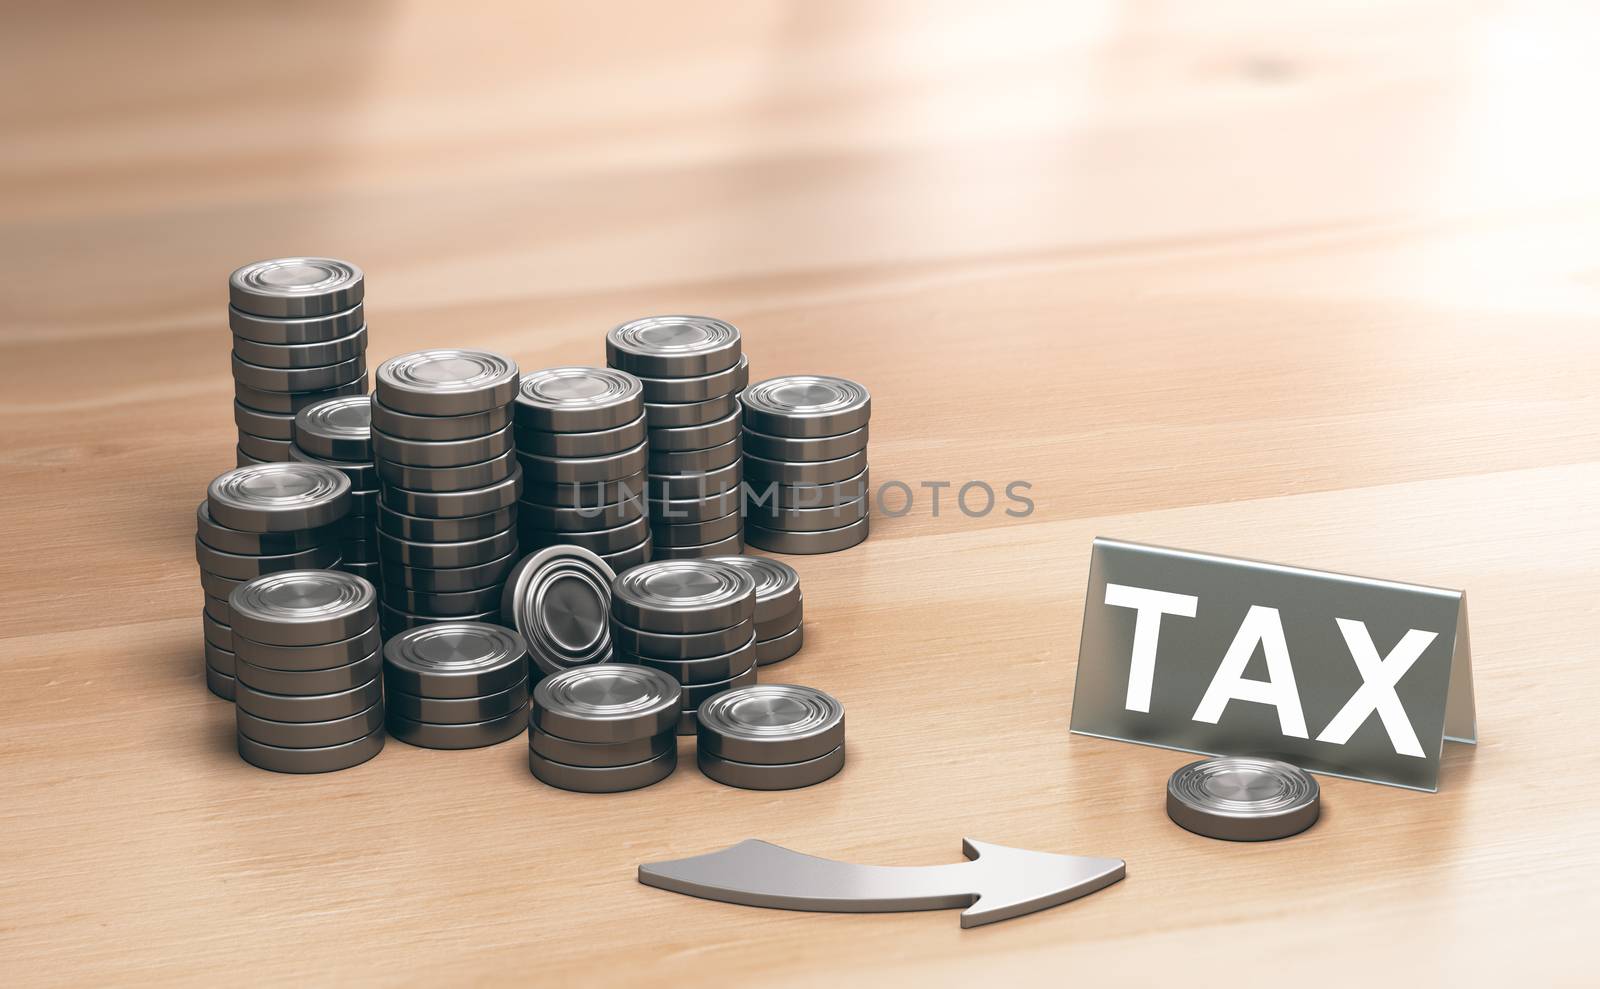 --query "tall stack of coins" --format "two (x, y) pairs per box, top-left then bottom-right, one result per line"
(740, 375), (871, 555)
(606, 316), (748, 559)
(530, 665), (681, 792)
(372, 350), (522, 638)
(609, 559), (758, 734)
(228, 258), (368, 465)
(710, 556), (804, 666)
(291, 395), (380, 586)
(501, 545), (617, 677)
(196, 463), (352, 700)
(229, 570), (384, 773)
(696, 685), (845, 790)
(512, 367), (650, 573)
(383, 622), (531, 749)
